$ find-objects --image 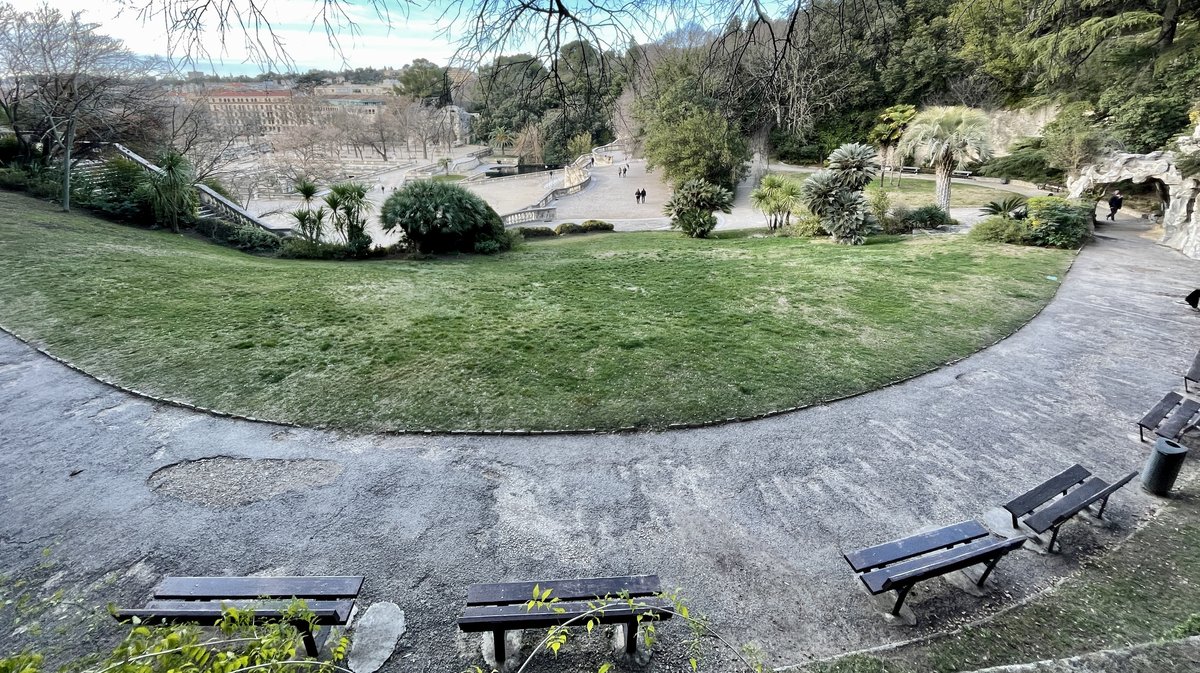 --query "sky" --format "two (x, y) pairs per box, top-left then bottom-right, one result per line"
(7, 0), (462, 75)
